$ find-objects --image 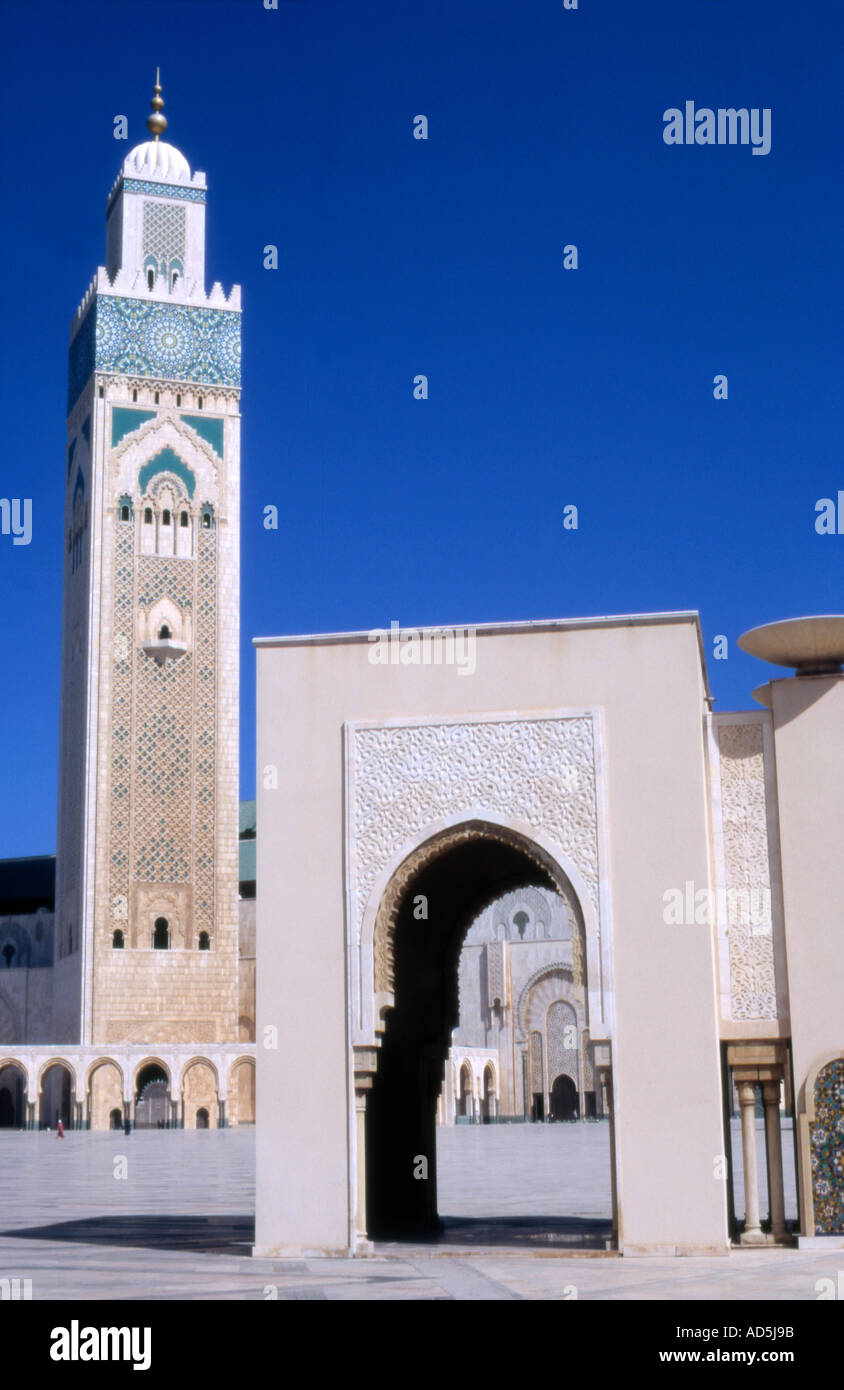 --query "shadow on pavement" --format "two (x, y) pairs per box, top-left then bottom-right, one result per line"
(1, 1214), (254, 1255)
(378, 1214), (615, 1251)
